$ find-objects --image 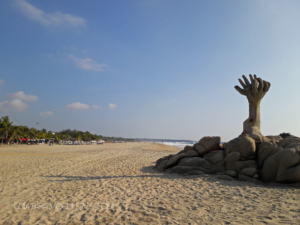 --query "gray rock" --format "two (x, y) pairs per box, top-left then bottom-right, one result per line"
(265, 135), (283, 142)
(278, 137), (300, 149)
(193, 143), (208, 155)
(165, 153), (189, 169)
(204, 150), (226, 173)
(186, 150), (199, 157)
(199, 136), (221, 151)
(185, 170), (205, 176)
(253, 173), (259, 179)
(239, 167), (257, 177)
(238, 174), (252, 181)
(167, 166), (212, 175)
(226, 136), (256, 160)
(156, 159), (168, 172)
(216, 175), (233, 181)
(204, 150), (225, 164)
(184, 145), (194, 151)
(177, 157), (211, 170)
(224, 170), (237, 178)
(226, 158), (256, 173)
(261, 148), (300, 182)
(226, 152), (241, 162)
(257, 141), (283, 168)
